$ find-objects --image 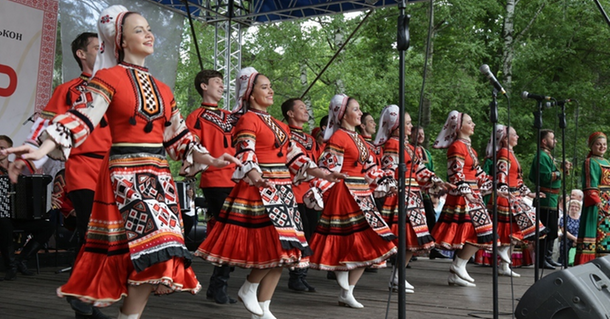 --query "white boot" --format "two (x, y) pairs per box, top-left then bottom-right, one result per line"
(447, 273), (476, 287)
(238, 279), (263, 316)
(498, 246), (512, 264)
(338, 285), (364, 308)
(498, 261), (521, 277)
(118, 311), (139, 319)
(450, 256), (475, 283)
(388, 268), (415, 293)
(335, 270), (350, 290)
(250, 300), (277, 319)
